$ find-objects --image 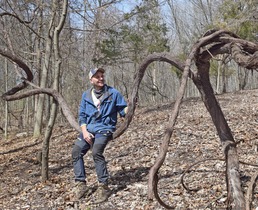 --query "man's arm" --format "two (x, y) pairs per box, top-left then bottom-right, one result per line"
(78, 92), (94, 145)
